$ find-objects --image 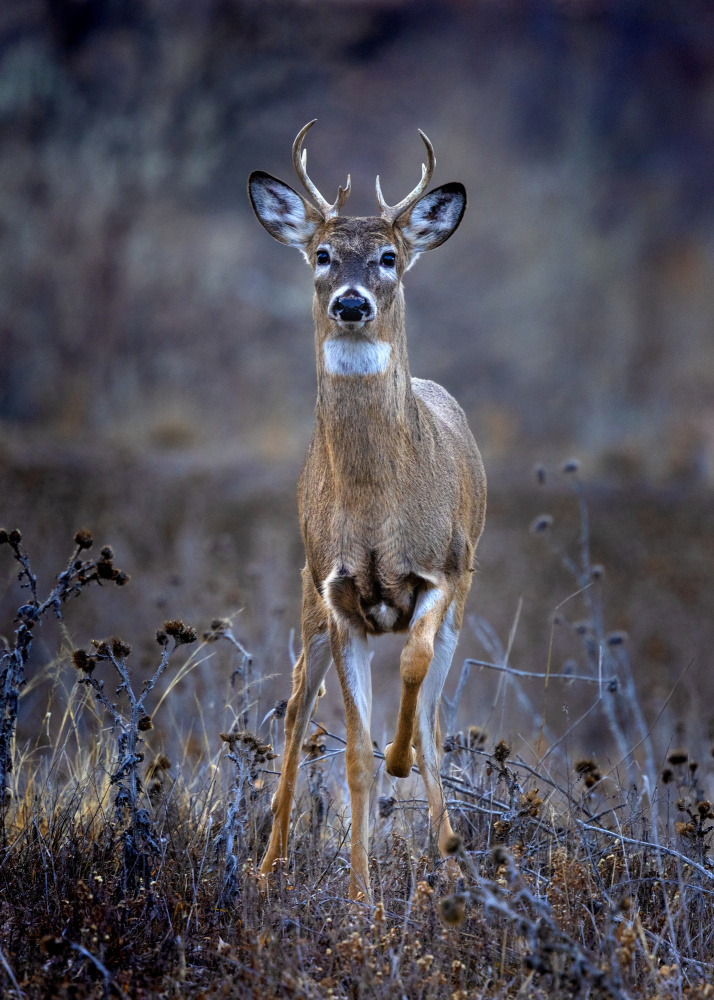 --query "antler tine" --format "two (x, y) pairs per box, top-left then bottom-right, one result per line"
(376, 129), (436, 224)
(292, 120), (351, 220)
